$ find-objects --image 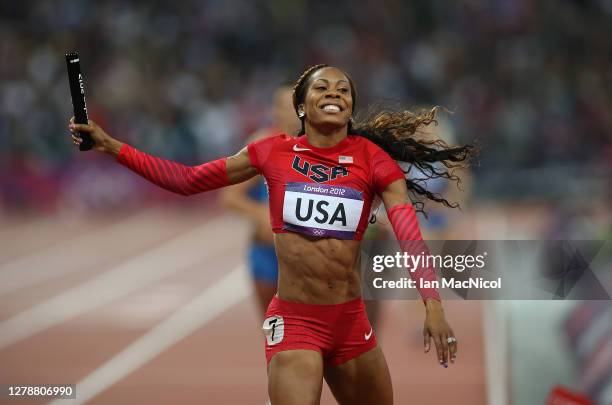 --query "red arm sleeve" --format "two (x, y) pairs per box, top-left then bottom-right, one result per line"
(116, 143), (229, 196)
(387, 203), (442, 303)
